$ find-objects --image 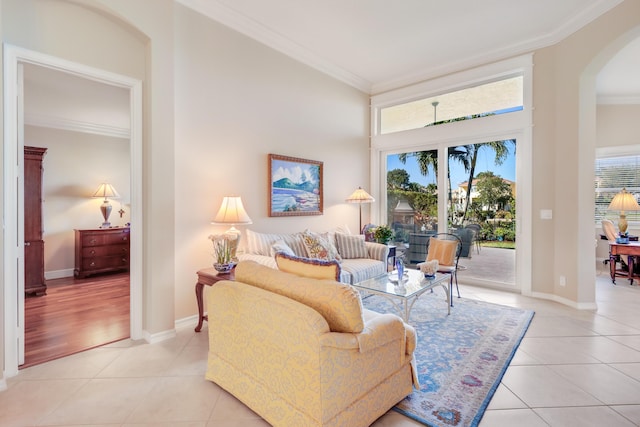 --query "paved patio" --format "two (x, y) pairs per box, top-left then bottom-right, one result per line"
(399, 244), (516, 287)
